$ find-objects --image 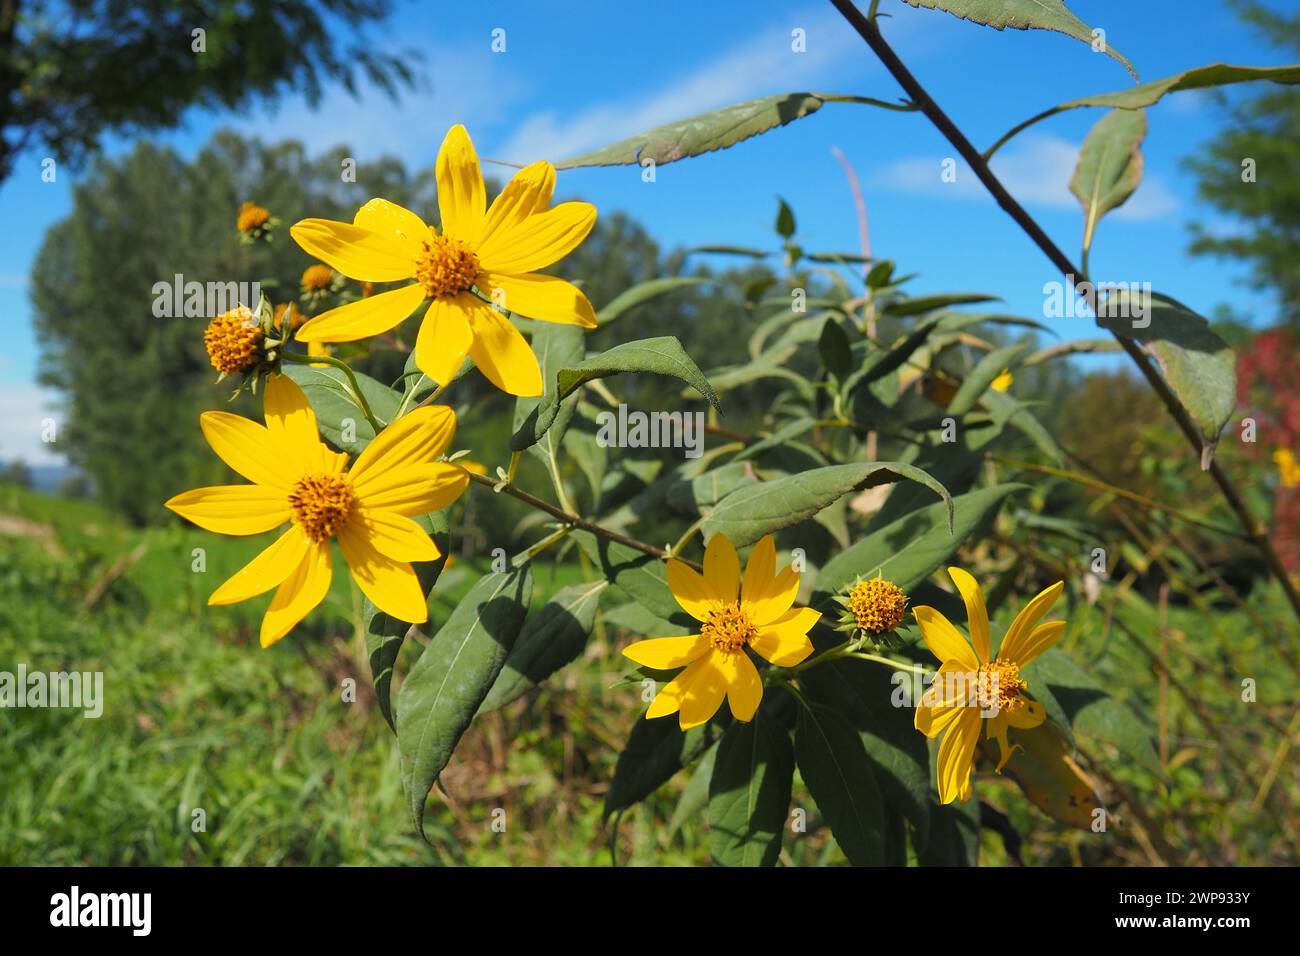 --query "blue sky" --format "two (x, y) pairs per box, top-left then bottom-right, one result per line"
(0, 0), (1292, 465)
